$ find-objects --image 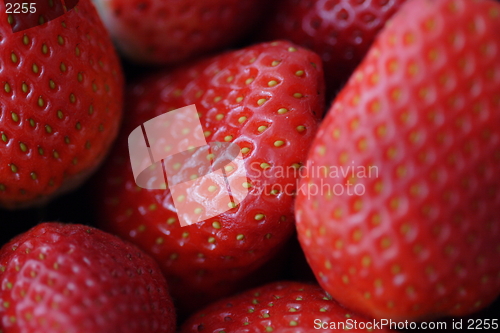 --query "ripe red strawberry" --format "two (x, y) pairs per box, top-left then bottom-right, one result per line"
(92, 0), (267, 64)
(0, 0), (124, 209)
(0, 222), (176, 333)
(94, 40), (325, 314)
(296, 0), (500, 321)
(181, 281), (393, 332)
(262, 0), (407, 98)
